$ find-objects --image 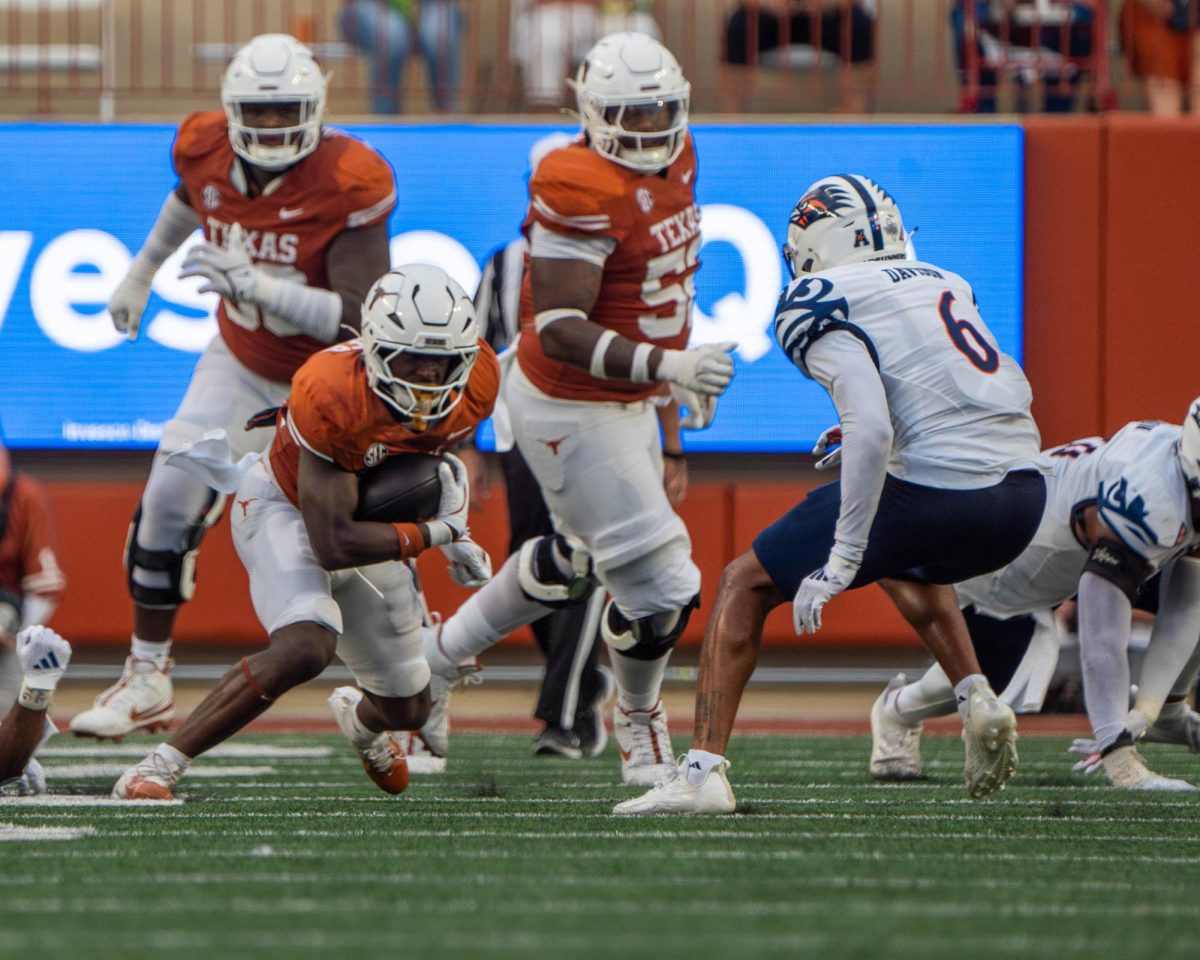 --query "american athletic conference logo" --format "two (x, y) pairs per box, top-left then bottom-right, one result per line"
(364, 442), (388, 467)
(201, 183), (221, 210)
(636, 188), (654, 213)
